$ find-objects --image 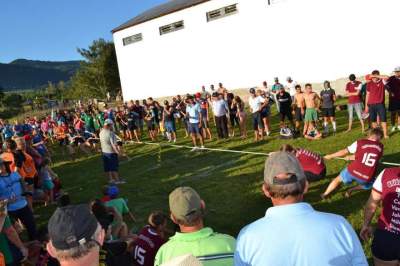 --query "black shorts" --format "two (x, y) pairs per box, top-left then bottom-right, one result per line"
(321, 107), (335, 117)
(279, 108), (293, 122)
(230, 114), (239, 127)
(304, 168), (326, 182)
(73, 137), (85, 146)
(369, 103), (387, 122)
(252, 112), (264, 130)
(388, 99), (400, 112)
(295, 107), (303, 121)
(372, 229), (400, 261)
(58, 138), (69, 146)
